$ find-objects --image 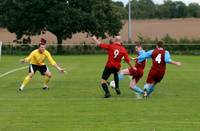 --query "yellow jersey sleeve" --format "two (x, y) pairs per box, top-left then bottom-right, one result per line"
(45, 50), (56, 65)
(24, 50), (35, 62)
